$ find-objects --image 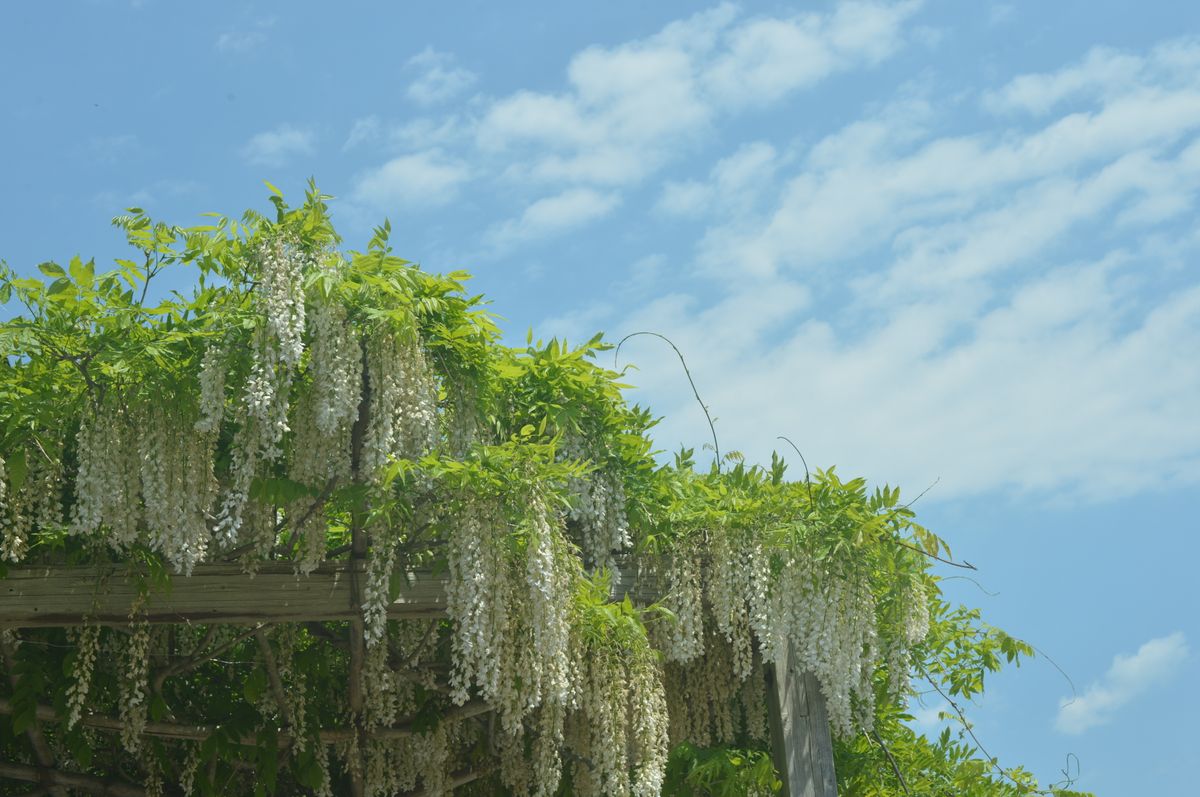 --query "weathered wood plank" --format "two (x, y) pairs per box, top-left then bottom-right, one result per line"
(0, 563), (655, 628)
(0, 563), (444, 628)
(765, 641), (838, 797)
